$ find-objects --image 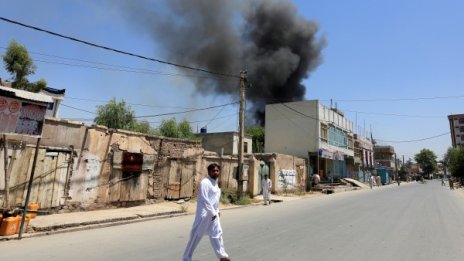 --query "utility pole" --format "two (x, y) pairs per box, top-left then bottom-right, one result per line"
(237, 71), (247, 199)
